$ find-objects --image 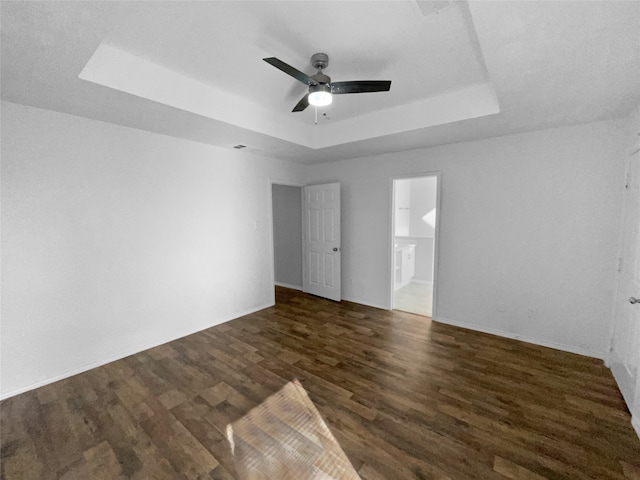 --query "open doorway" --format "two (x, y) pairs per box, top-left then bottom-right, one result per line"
(271, 183), (303, 291)
(270, 181), (342, 302)
(391, 174), (439, 317)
